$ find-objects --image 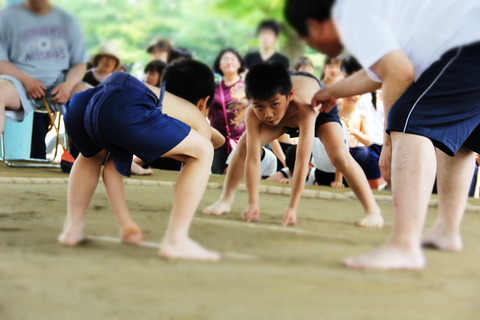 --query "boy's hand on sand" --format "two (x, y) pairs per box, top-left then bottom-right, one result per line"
(242, 204), (260, 222)
(282, 208), (297, 226)
(311, 88), (337, 113)
(330, 181), (345, 189)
